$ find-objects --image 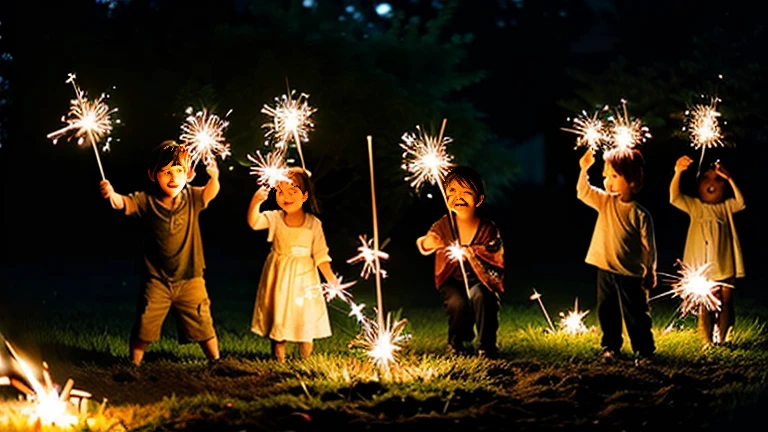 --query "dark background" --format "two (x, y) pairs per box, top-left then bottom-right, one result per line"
(0, 0), (765, 313)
